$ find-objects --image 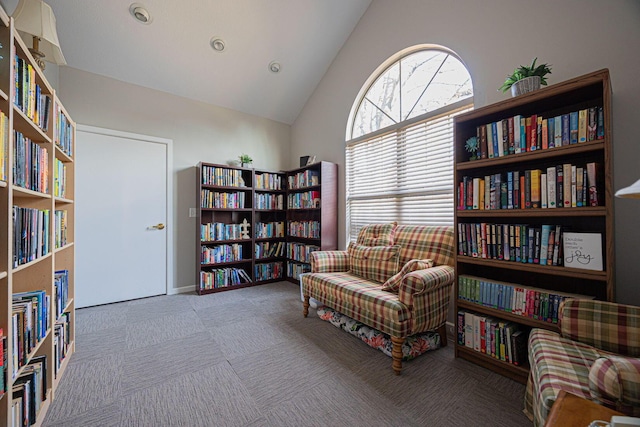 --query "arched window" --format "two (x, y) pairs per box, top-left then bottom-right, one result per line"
(346, 46), (473, 241)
